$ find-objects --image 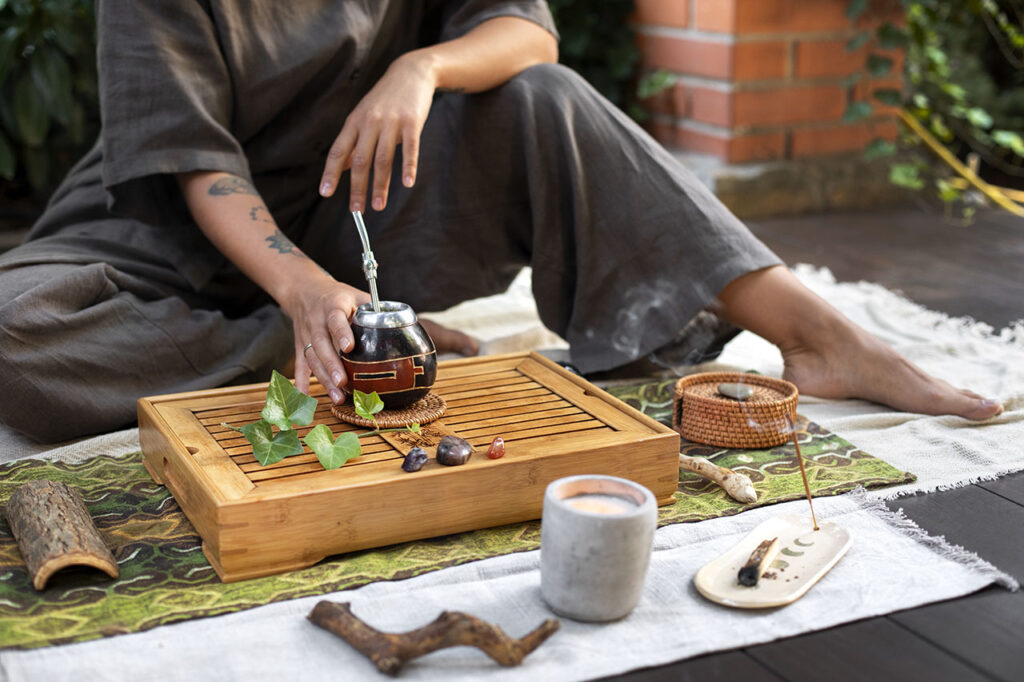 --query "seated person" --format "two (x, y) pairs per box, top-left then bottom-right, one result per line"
(0, 0), (1002, 442)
